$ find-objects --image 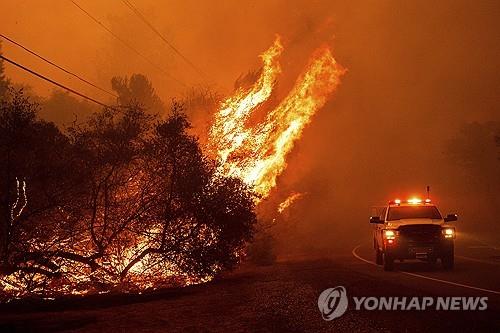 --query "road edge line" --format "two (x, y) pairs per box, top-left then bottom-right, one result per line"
(352, 244), (500, 296)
